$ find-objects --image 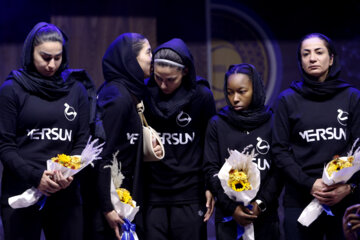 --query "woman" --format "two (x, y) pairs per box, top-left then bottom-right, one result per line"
(272, 33), (360, 239)
(203, 63), (282, 239)
(96, 33), (160, 240)
(0, 22), (95, 240)
(143, 38), (216, 240)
